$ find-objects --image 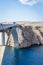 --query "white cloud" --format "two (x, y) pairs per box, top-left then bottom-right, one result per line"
(19, 0), (39, 6)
